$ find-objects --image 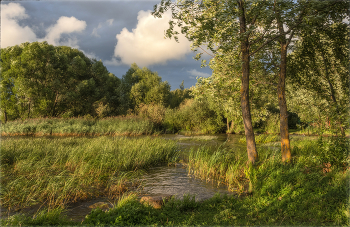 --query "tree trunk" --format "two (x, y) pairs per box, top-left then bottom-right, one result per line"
(4, 110), (7, 123)
(238, 1), (258, 164)
(278, 43), (292, 162)
(51, 91), (59, 117)
(227, 118), (230, 133)
(28, 100), (31, 119)
(230, 120), (234, 132)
